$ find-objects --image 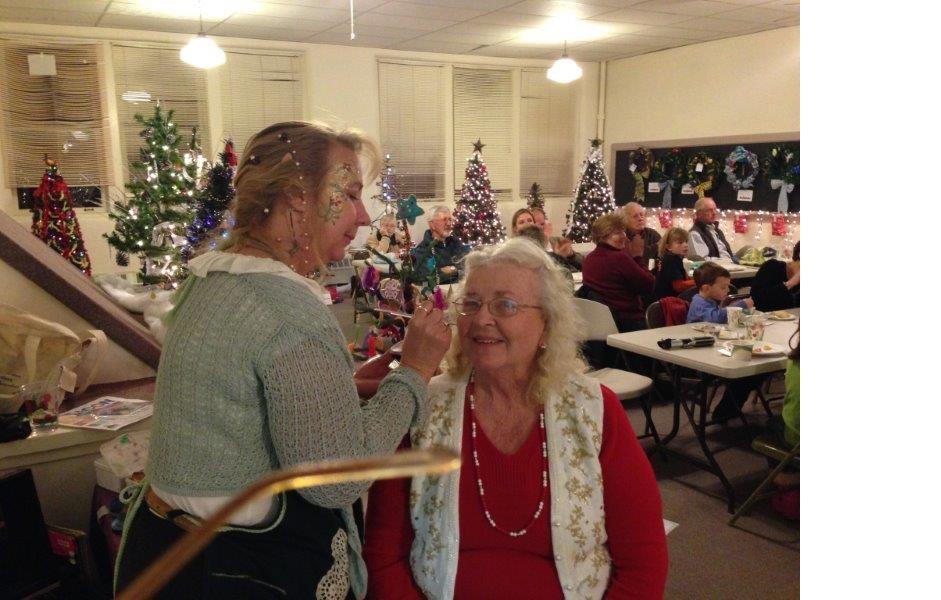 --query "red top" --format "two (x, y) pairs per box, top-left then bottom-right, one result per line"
(364, 385), (668, 599)
(581, 244), (656, 321)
